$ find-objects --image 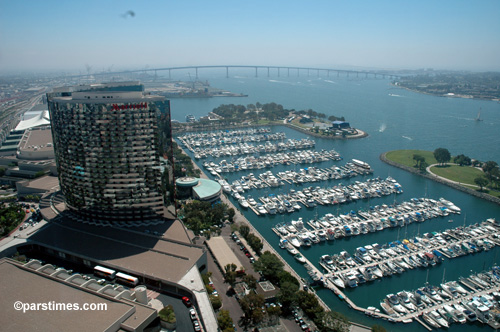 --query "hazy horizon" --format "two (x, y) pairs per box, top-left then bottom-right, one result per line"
(1, 0), (499, 74)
